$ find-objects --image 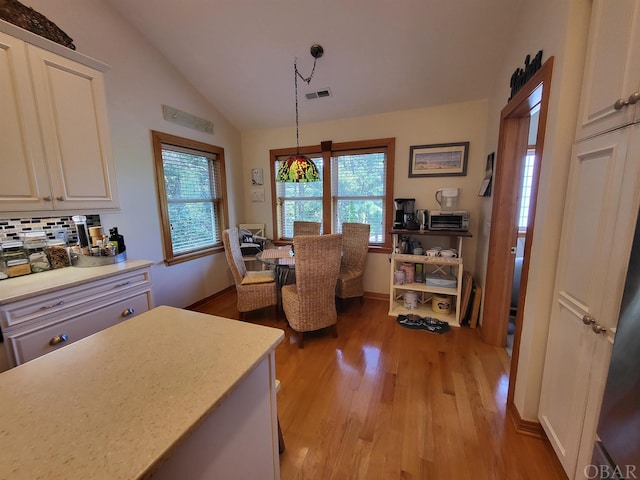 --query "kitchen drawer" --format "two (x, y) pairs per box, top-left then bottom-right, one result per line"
(5, 291), (150, 366)
(0, 270), (151, 329)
